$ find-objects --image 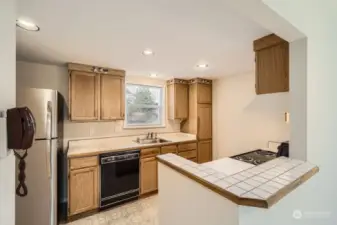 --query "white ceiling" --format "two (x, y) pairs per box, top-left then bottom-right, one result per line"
(17, 0), (270, 79)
